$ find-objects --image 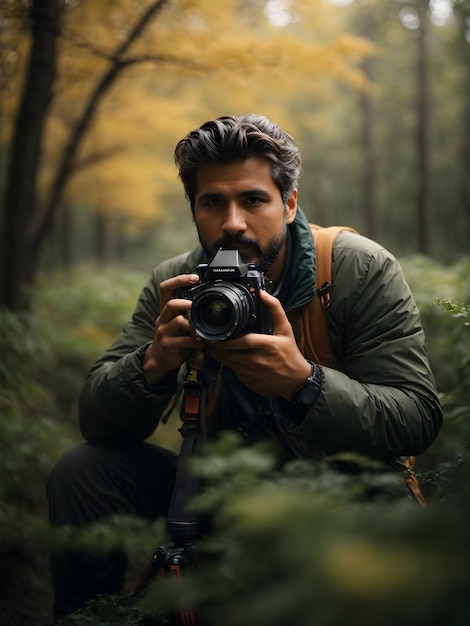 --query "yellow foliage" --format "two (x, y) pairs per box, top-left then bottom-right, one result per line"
(66, 152), (167, 230)
(1, 0), (373, 235)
